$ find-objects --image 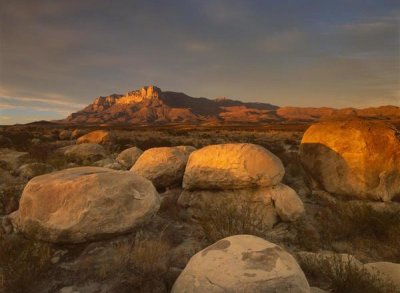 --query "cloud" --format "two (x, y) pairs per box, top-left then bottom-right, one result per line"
(200, 0), (250, 23)
(261, 30), (307, 53)
(0, 89), (86, 116)
(183, 40), (214, 52)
